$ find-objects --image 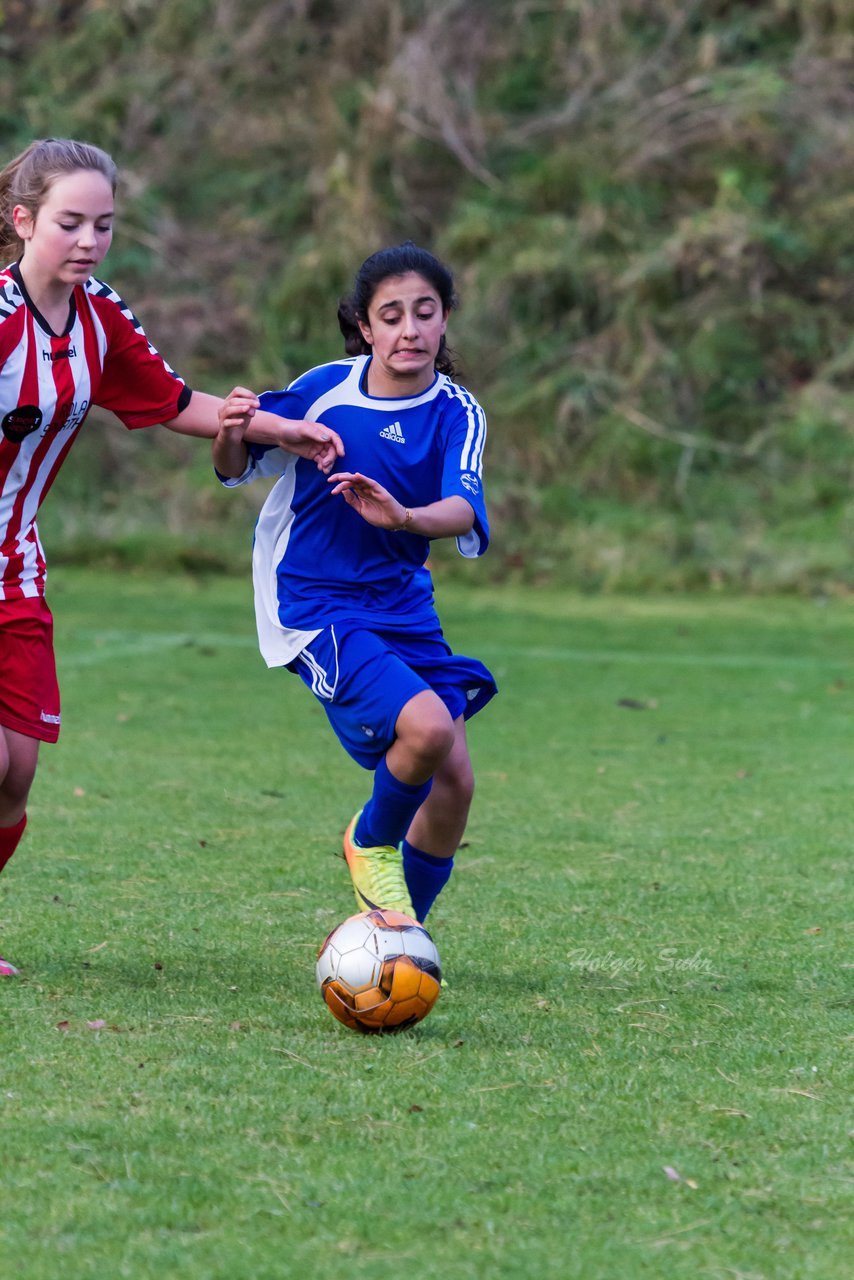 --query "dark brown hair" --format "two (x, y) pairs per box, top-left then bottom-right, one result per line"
(338, 241), (458, 378)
